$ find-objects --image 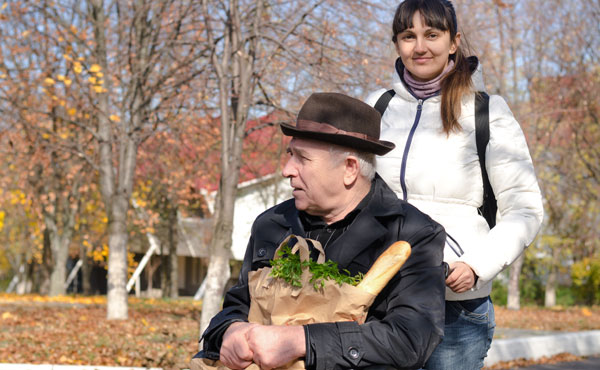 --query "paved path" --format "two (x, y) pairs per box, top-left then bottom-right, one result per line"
(485, 330), (600, 367)
(514, 356), (600, 369)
